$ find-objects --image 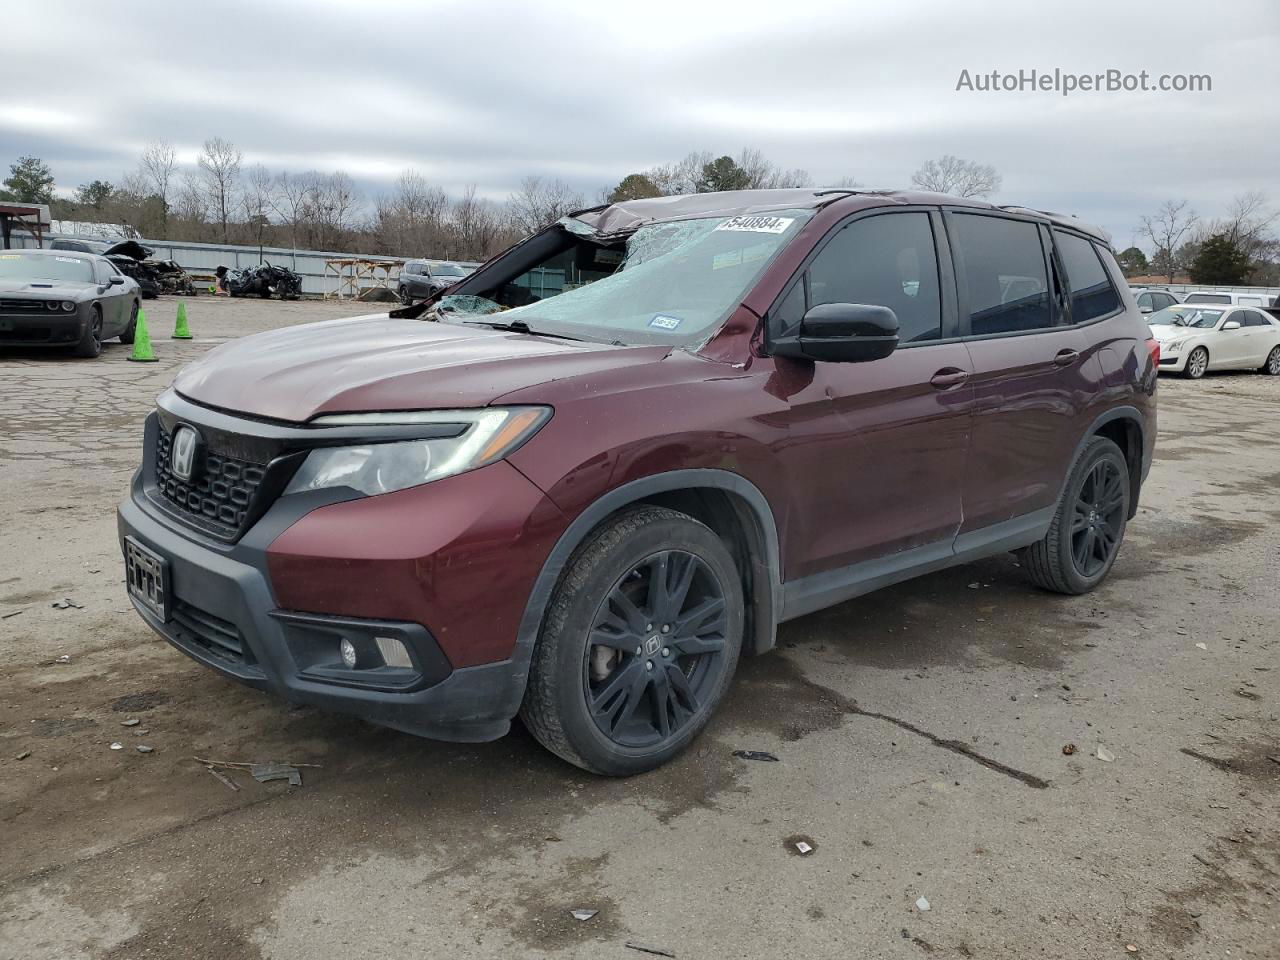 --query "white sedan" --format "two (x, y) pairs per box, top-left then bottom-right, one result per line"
(1148, 304), (1280, 378)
